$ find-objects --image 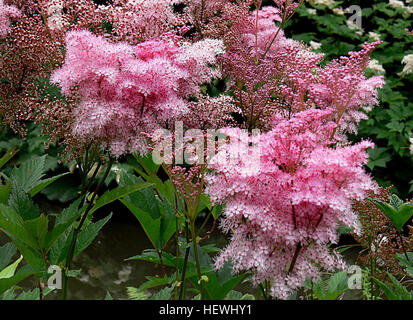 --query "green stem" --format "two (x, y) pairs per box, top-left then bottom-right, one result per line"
(179, 222), (190, 300)
(190, 219), (204, 300)
(198, 210), (212, 235)
(259, 283), (267, 300)
(62, 158), (113, 299)
(397, 231), (410, 262)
